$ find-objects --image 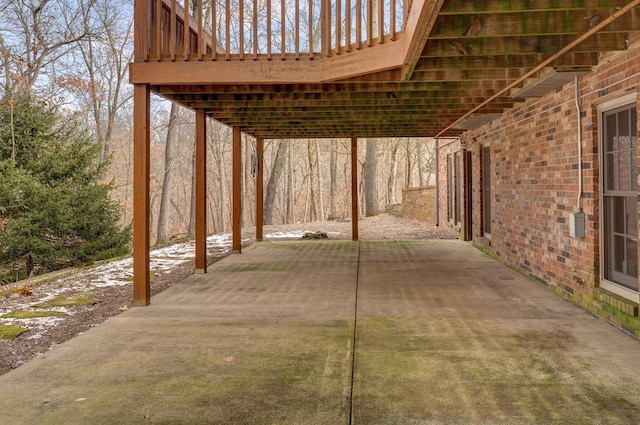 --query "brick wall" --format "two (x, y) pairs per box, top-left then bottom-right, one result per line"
(401, 186), (436, 222)
(436, 140), (465, 238)
(437, 44), (640, 336)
